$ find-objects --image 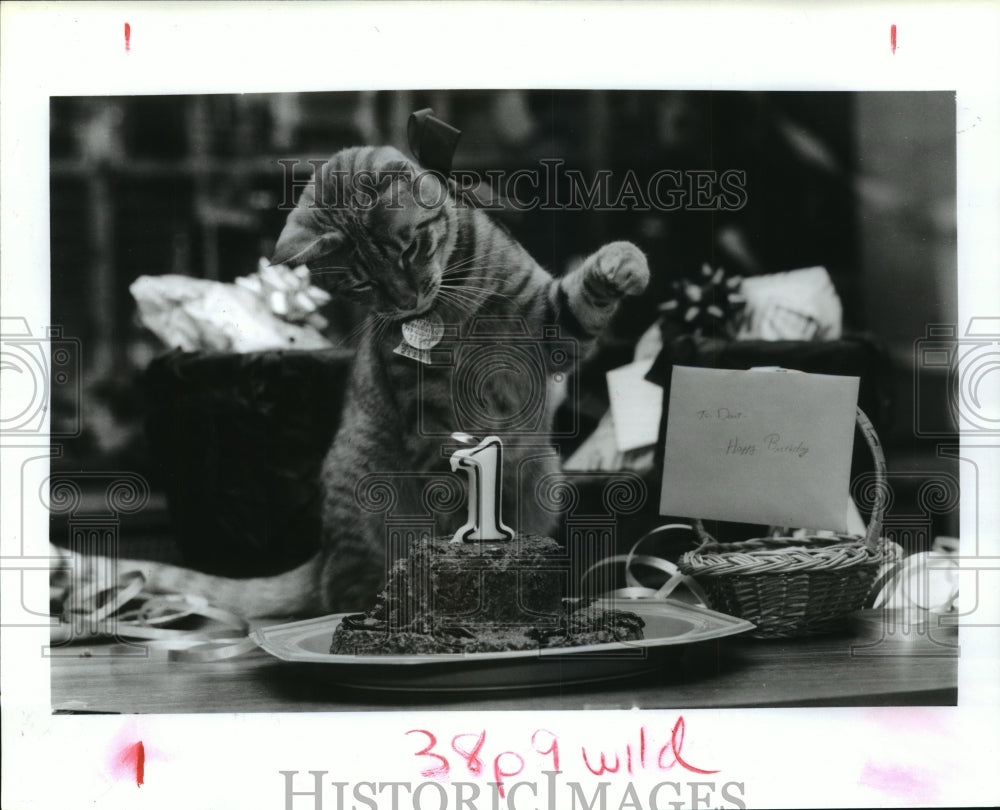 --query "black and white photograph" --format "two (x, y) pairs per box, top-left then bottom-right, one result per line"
(42, 87), (961, 710)
(2, 4), (998, 810)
